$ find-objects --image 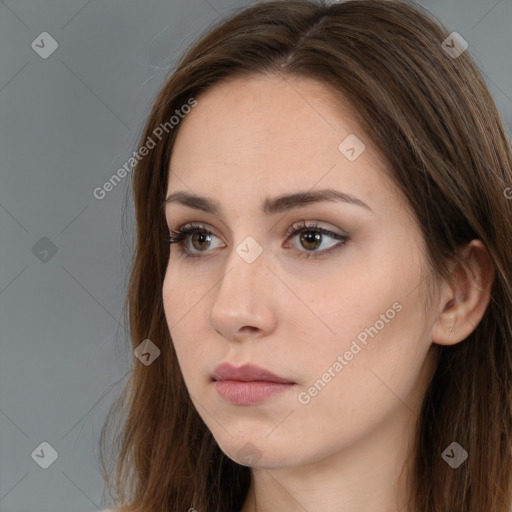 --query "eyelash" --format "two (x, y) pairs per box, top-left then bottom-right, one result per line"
(165, 221), (349, 260)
